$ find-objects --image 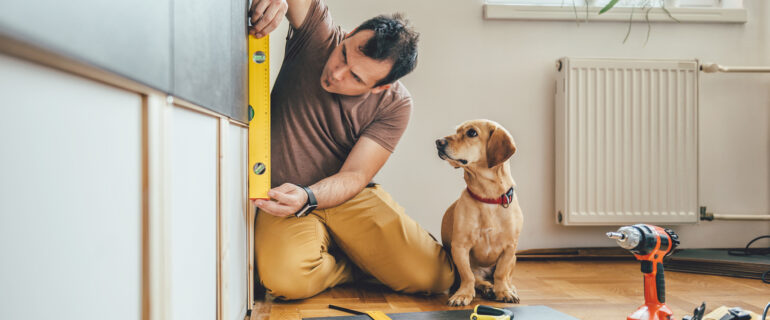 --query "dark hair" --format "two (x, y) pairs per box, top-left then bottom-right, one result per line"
(350, 13), (420, 87)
